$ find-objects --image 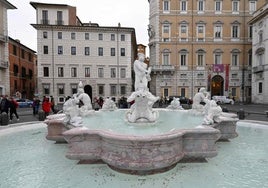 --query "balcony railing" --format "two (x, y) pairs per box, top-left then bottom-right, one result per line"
(41, 19), (49, 25)
(252, 65), (264, 73)
(151, 65), (175, 73)
(0, 60), (8, 69)
(56, 20), (64, 25)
